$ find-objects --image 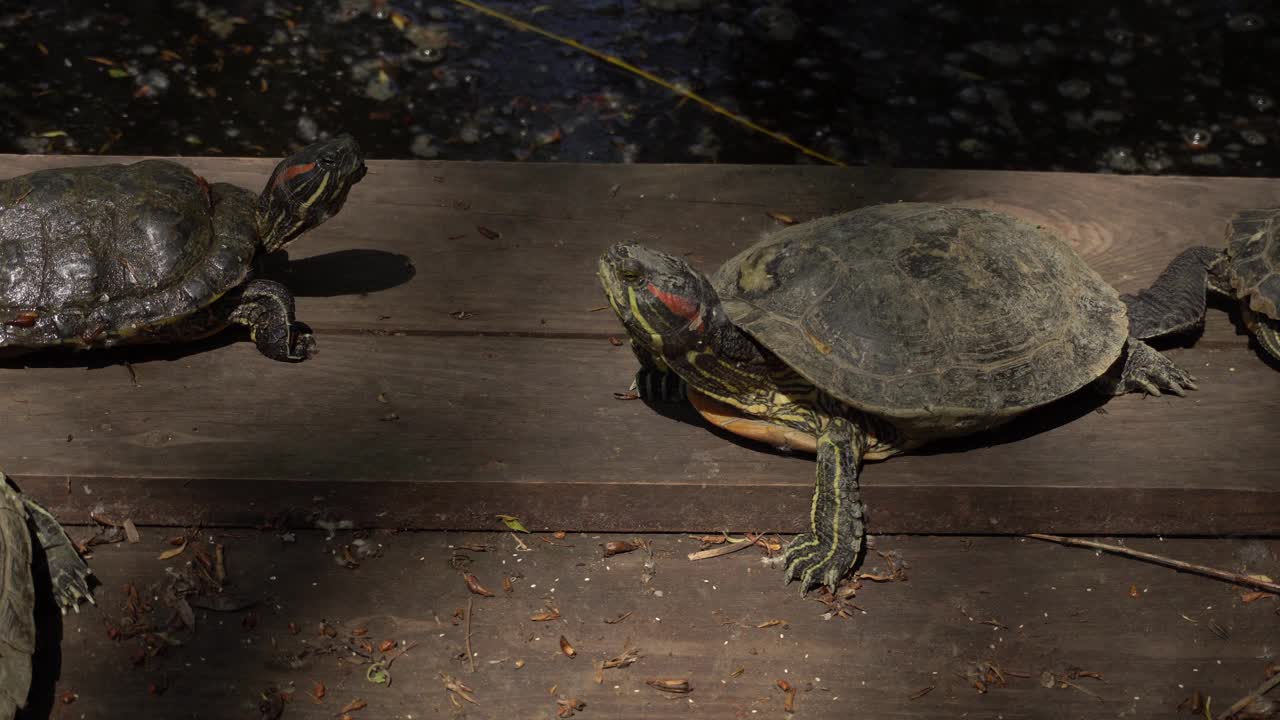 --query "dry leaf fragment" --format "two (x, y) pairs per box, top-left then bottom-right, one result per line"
(464, 573), (495, 597)
(909, 685), (934, 700)
(503, 576), (514, 594)
(379, 639), (396, 653)
(59, 690), (76, 704)
(123, 519), (141, 543)
(157, 541), (187, 561)
(1242, 591), (1274, 603)
(311, 681), (325, 701)
(767, 211), (798, 225)
(531, 608), (561, 622)
(607, 336), (624, 346)
(729, 667), (745, 678)
(1128, 584), (1140, 599)
(339, 698), (368, 713)
(647, 678), (691, 693)
(553, 530), (567, 539)
(320, 622), (338, 638)
(496, 514), (529, 533)
(603, 646), (641, 670)
(476, 225), (501, 240)
(288, 623), (299, 635)
(559, 636), (576, 657)
(556, 697), (586, 718)
(756, 619), (788, 629)
(515, 659), (526, 669)
(604, 611), (632, 624)
(351, 627), (369, 637)
(603, 540), (640, 557)
(777, 679), (796, 713)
